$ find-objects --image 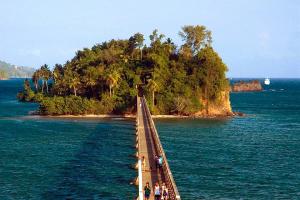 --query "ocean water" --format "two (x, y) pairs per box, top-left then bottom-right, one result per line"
(0, 79), (299, 199)
(156, 78), (300, 199)
(0, 79), (136, 199)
